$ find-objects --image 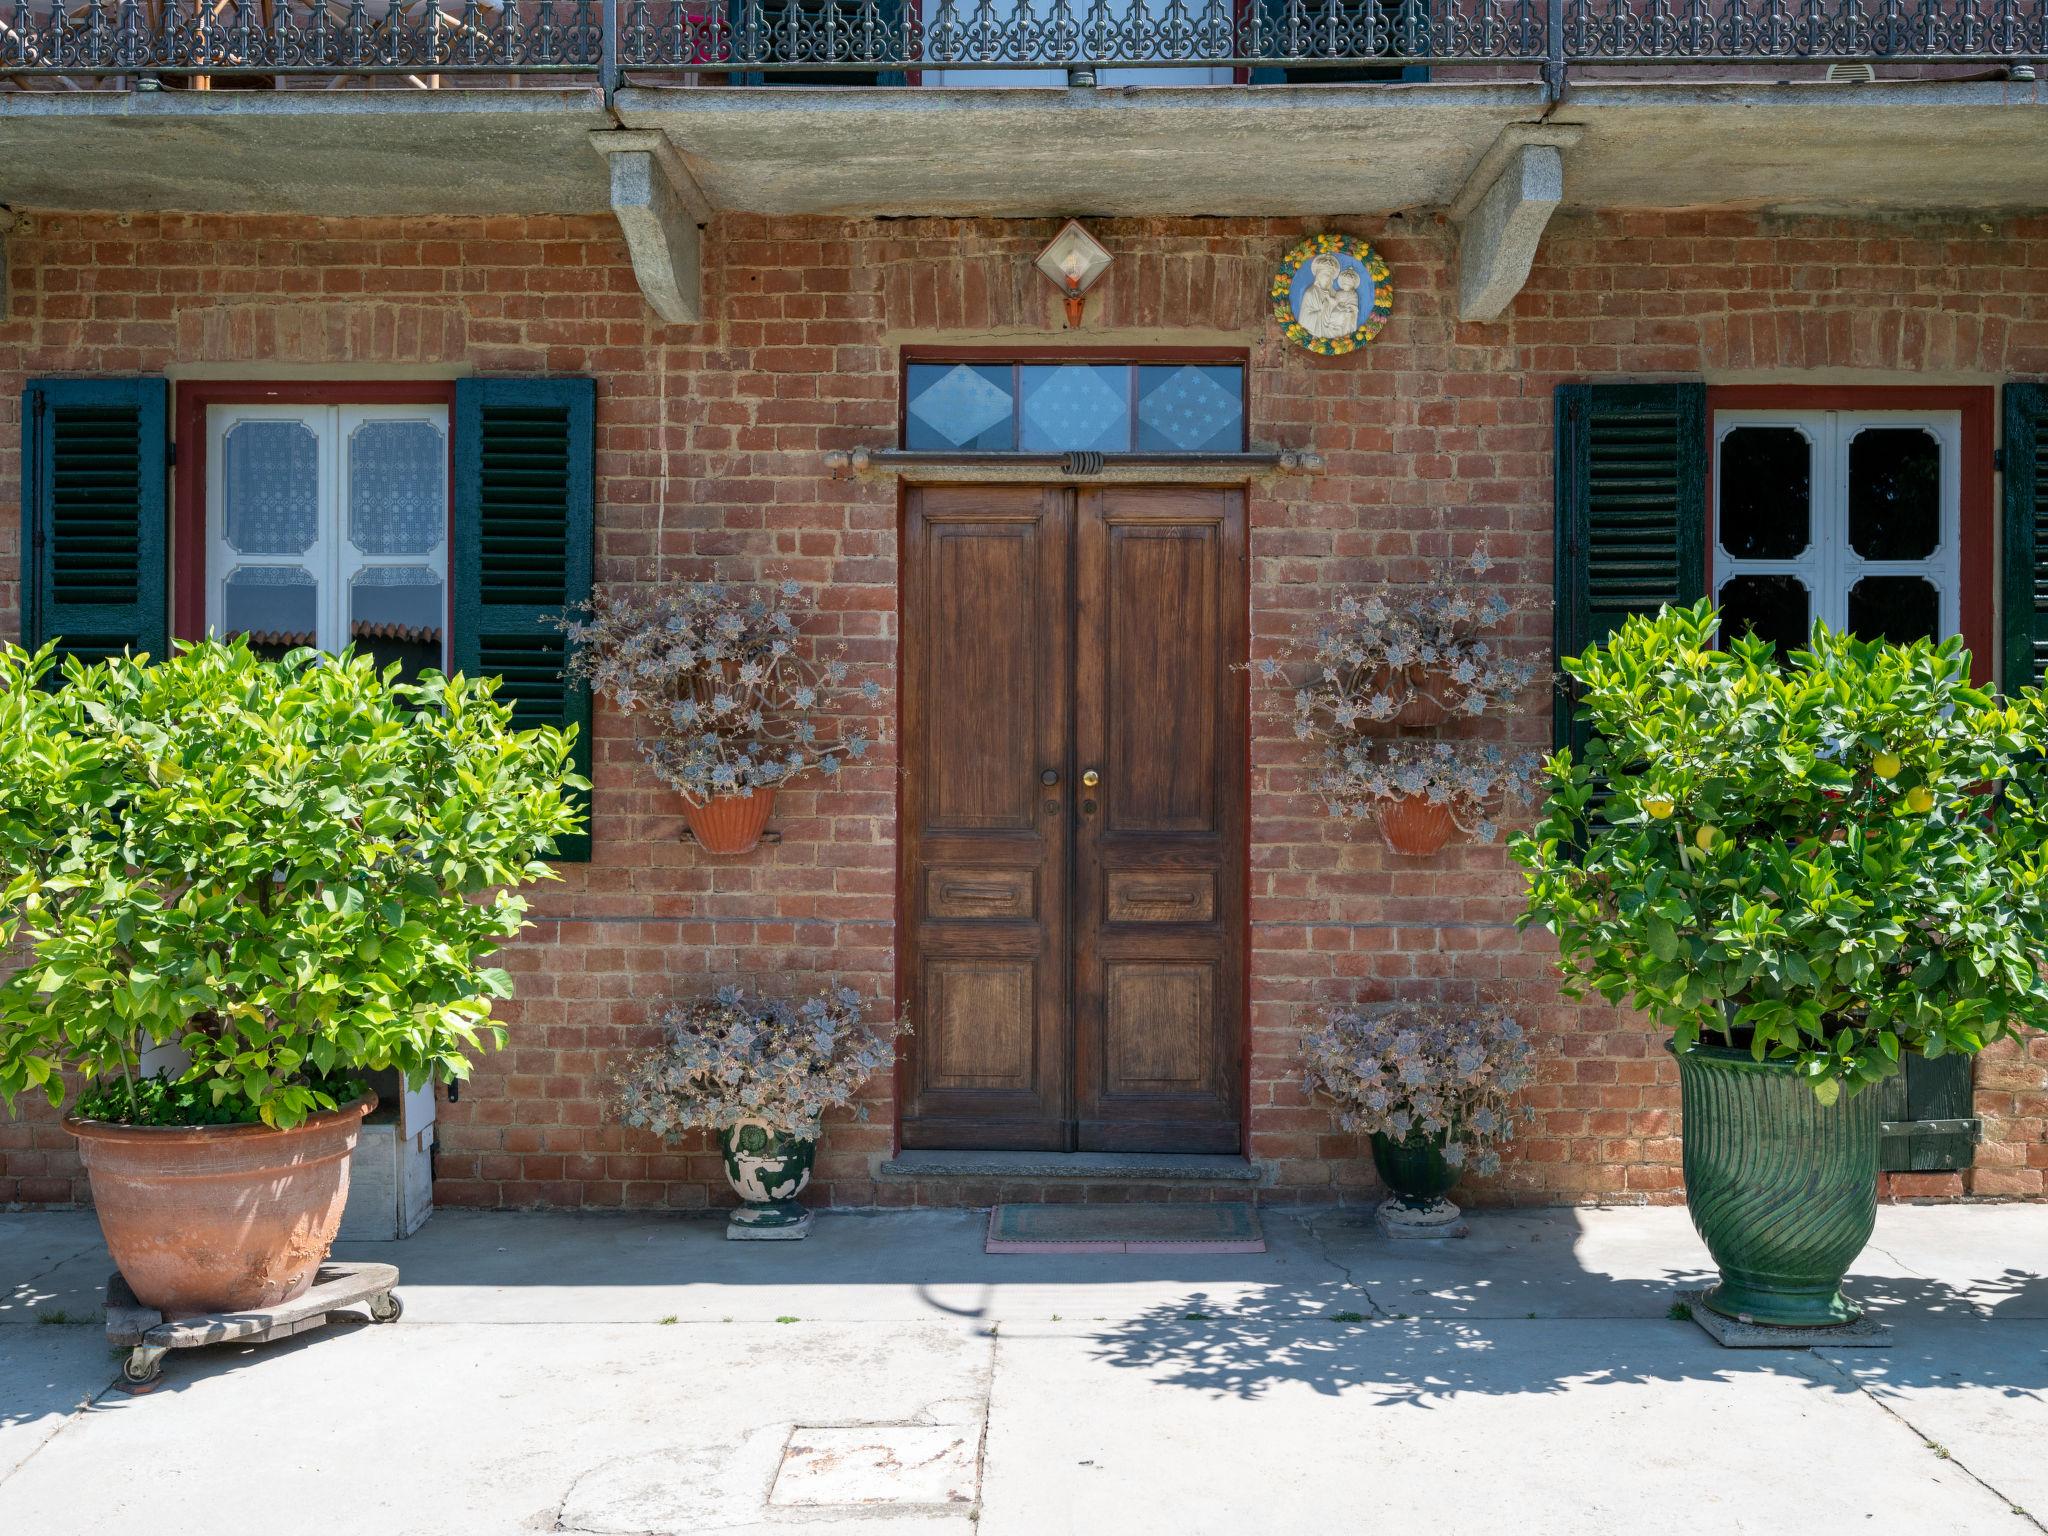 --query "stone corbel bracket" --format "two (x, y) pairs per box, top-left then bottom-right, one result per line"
(1448, 124), (1585, 325)
(589, 131), (711, 326)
